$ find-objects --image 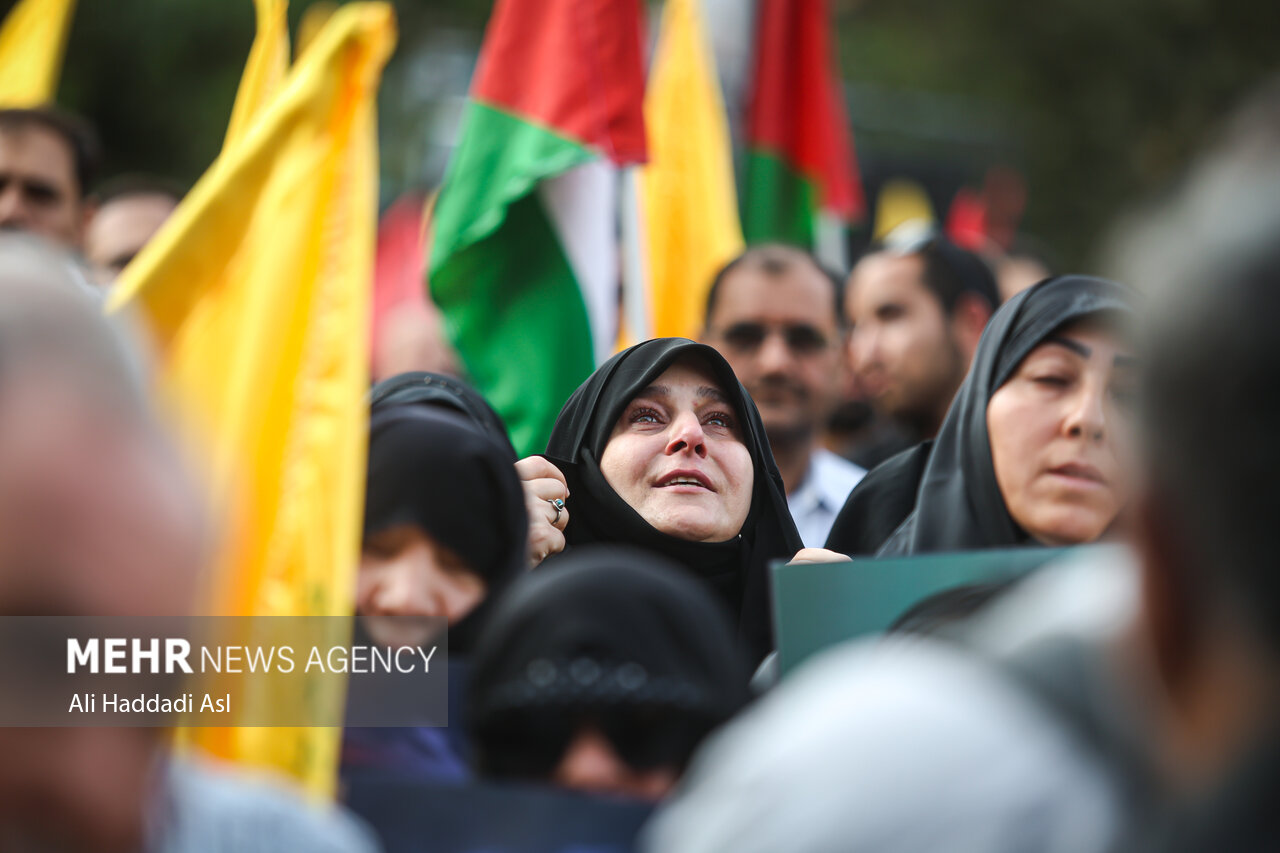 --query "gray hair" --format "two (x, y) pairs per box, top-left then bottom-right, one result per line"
(0, 234), (149, 420)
